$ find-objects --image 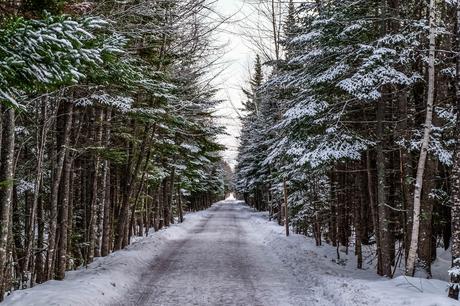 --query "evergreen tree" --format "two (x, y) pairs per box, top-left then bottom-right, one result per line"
(0, 0), (228, 298)
(236, 0), (460, 286)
